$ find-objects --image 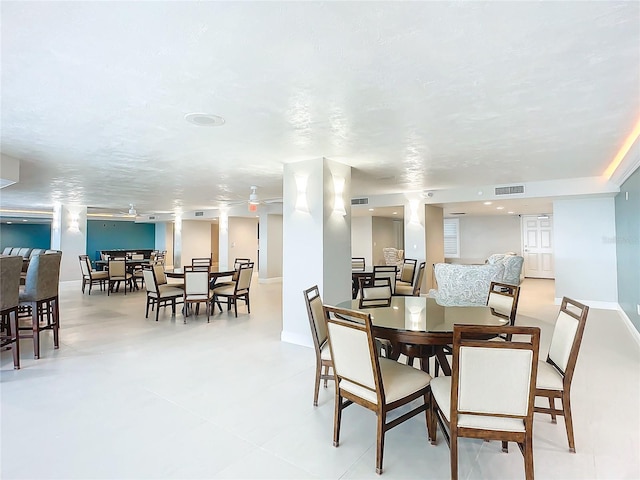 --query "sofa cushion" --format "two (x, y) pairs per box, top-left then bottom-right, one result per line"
(432, 263), (504, 306)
